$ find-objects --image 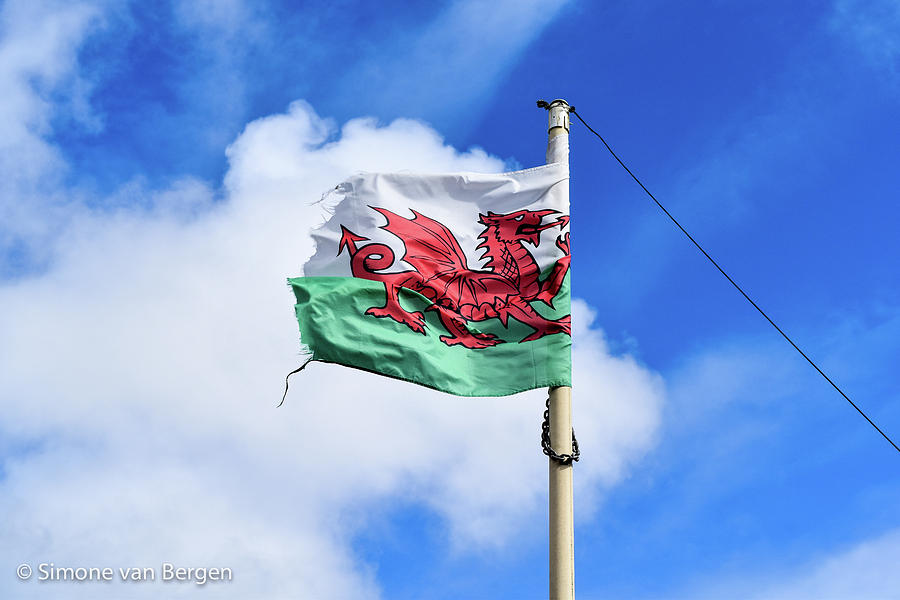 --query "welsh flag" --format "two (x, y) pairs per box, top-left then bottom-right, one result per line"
(289, 162), (571, 396)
